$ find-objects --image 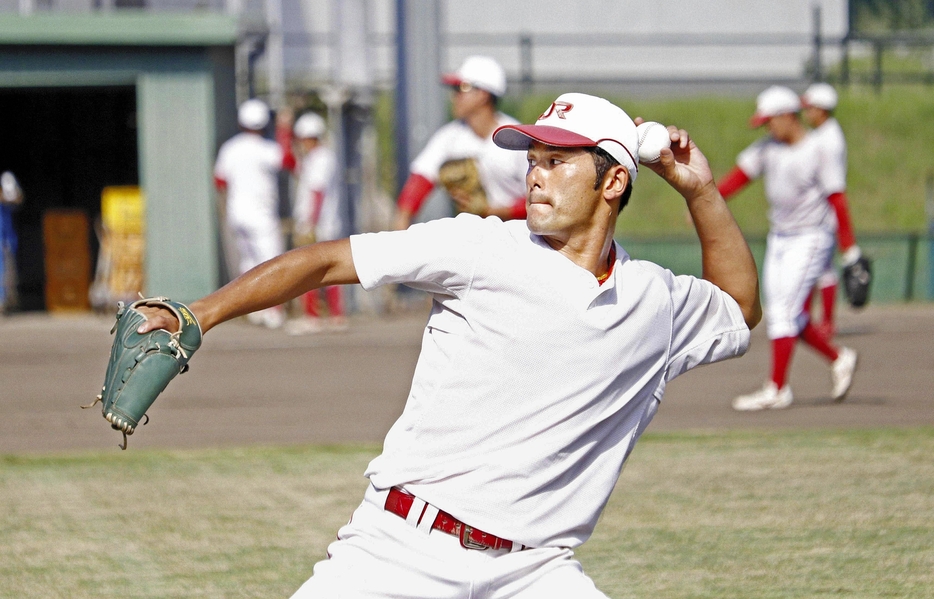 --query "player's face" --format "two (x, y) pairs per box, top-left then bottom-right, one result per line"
(299, 137), (319, 153)
(525, 142), (605, 241)
(451, 84), (490, 120)
(766, 113), (799, 142)
(802, 106), (827, 128)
